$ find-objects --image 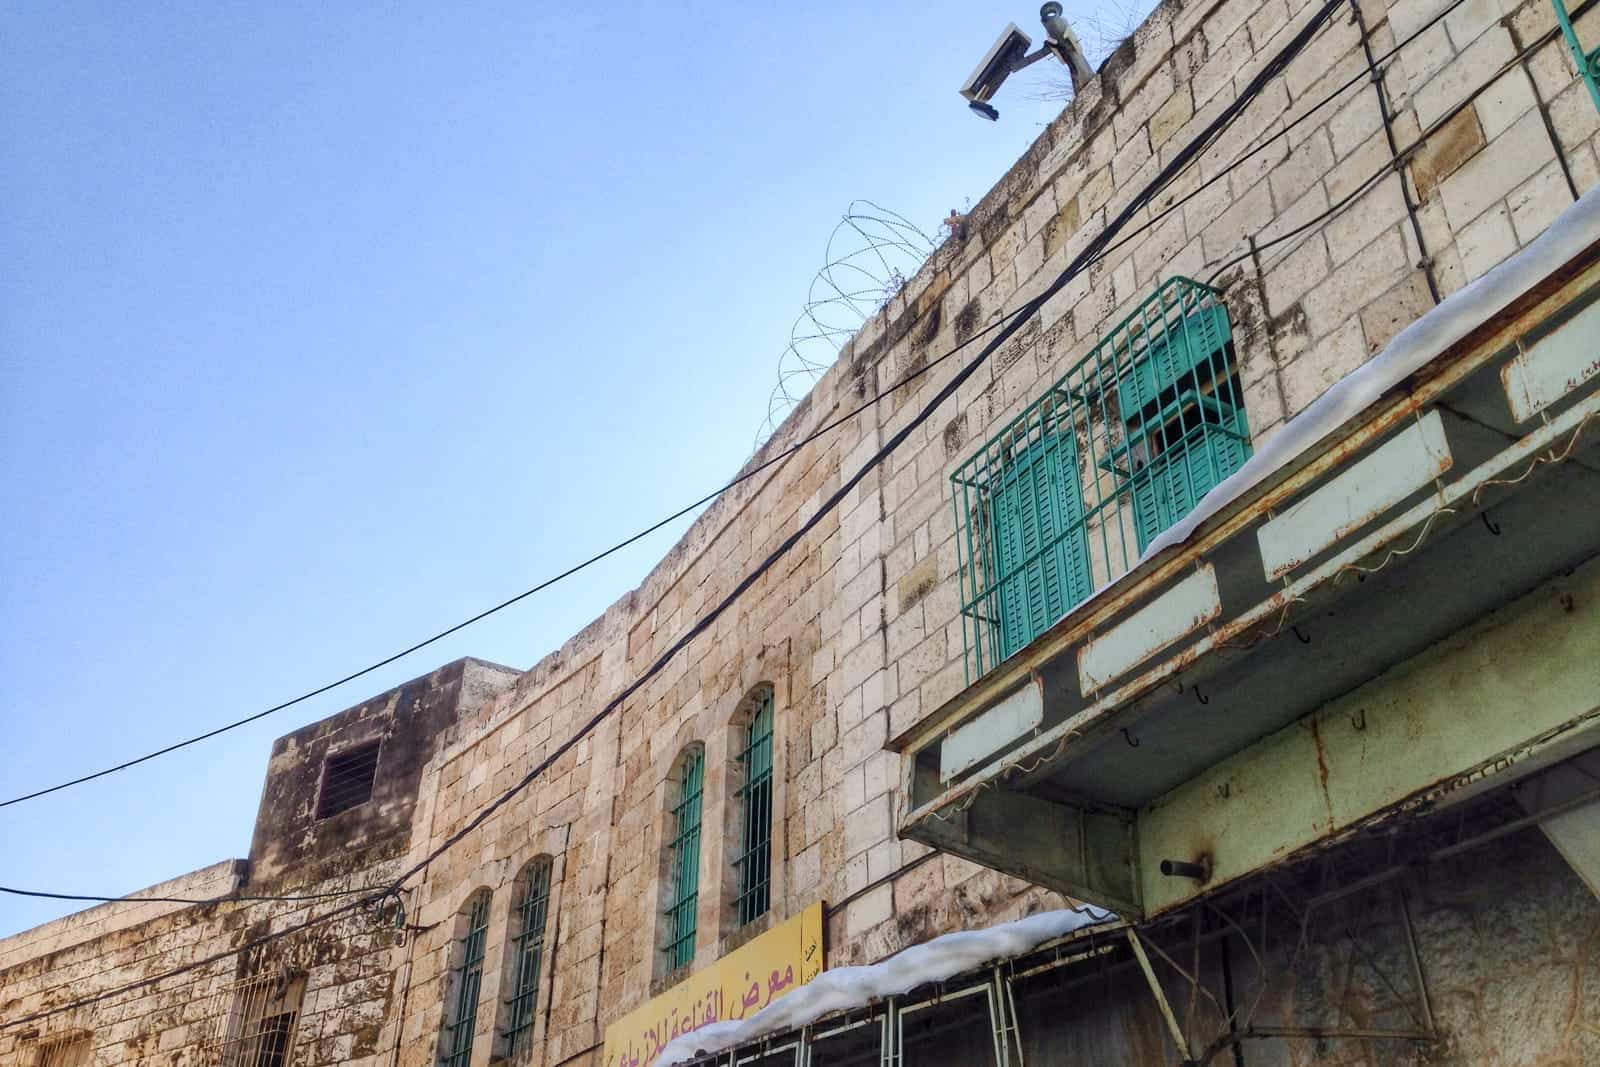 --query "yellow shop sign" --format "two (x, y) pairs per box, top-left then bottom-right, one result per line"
(602, 901), (825, 1067)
